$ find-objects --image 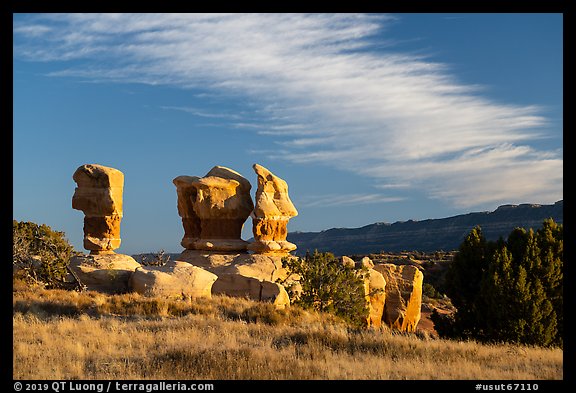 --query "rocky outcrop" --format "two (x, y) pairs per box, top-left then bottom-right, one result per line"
(247, 164), (298, 254)
(173, 175), (201, 249)
(68, 253), (141, 294)
(366, 267), (386, 329)
(288, 200), (564, 255)
(175, 250), (292, 283)
(72, 164), (124, 254)
(373, 263), (423, 332)
(129, 261), (217, 299)
(212, 273), (290, 309)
